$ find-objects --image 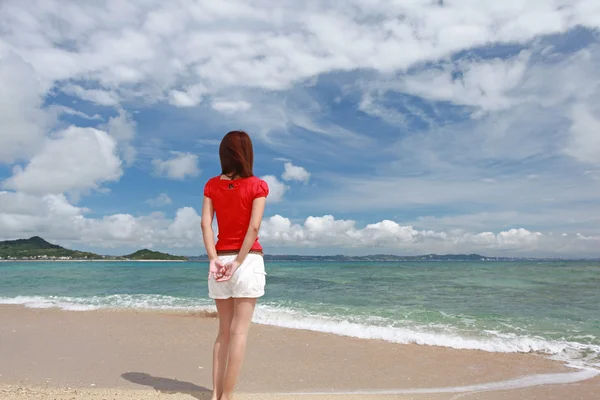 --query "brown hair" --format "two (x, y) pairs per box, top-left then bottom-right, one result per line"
(219, 130), (254, 178)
